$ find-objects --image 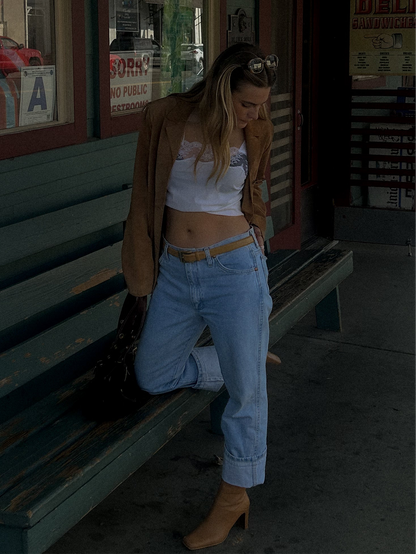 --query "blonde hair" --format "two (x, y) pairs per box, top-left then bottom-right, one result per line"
(174, 43), (277, 182)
